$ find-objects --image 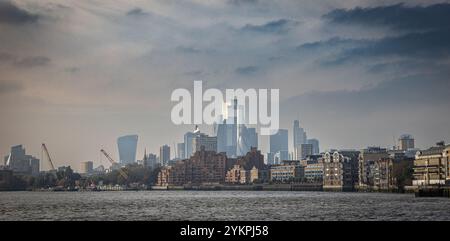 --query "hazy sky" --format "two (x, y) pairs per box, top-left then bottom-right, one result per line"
(1, 0), (450, 171)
